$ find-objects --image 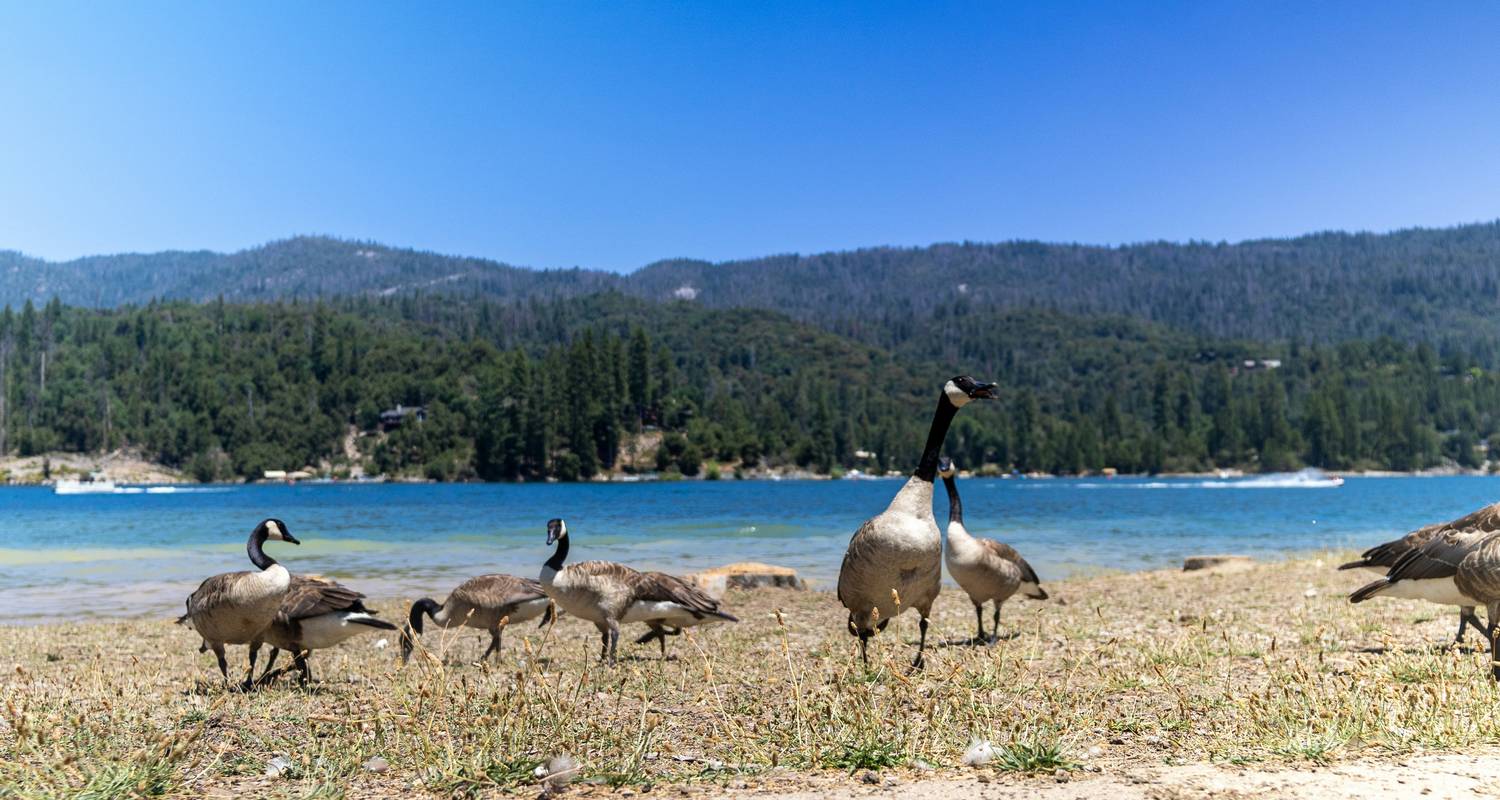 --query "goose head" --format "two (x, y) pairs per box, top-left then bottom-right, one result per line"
(937, 457), (957, 480)
(546, 518), (568, 545)
(943, 375), (997, 408)
(255, 518), (301, 545)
